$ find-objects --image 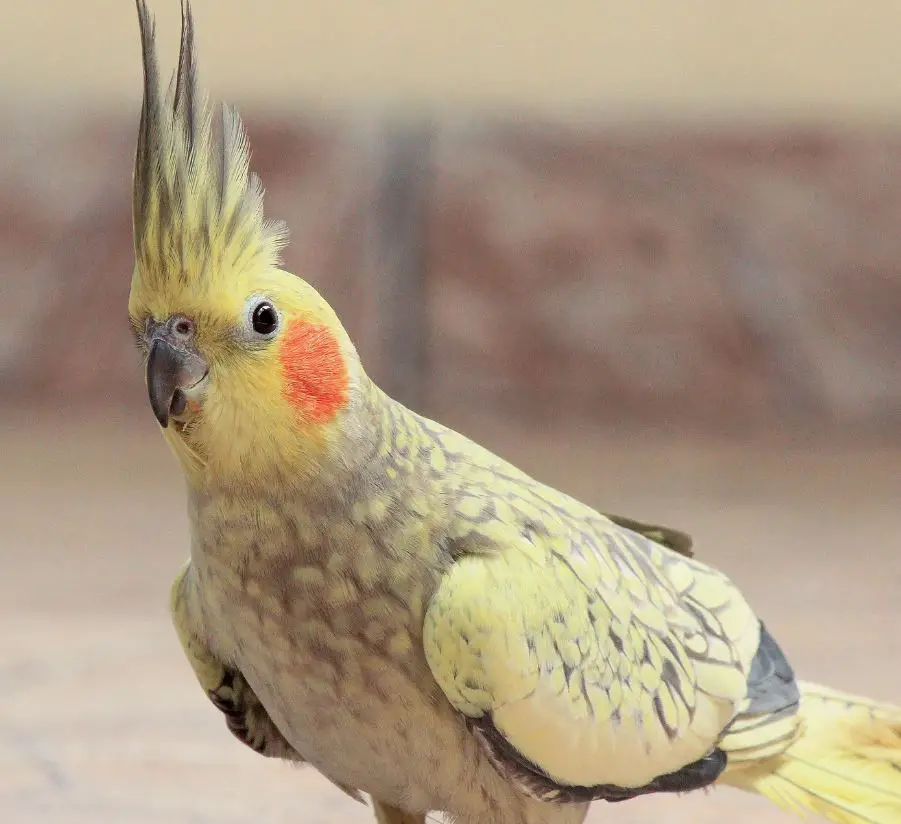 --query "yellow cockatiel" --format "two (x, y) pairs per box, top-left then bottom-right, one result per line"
(128, 3), (901, 824)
